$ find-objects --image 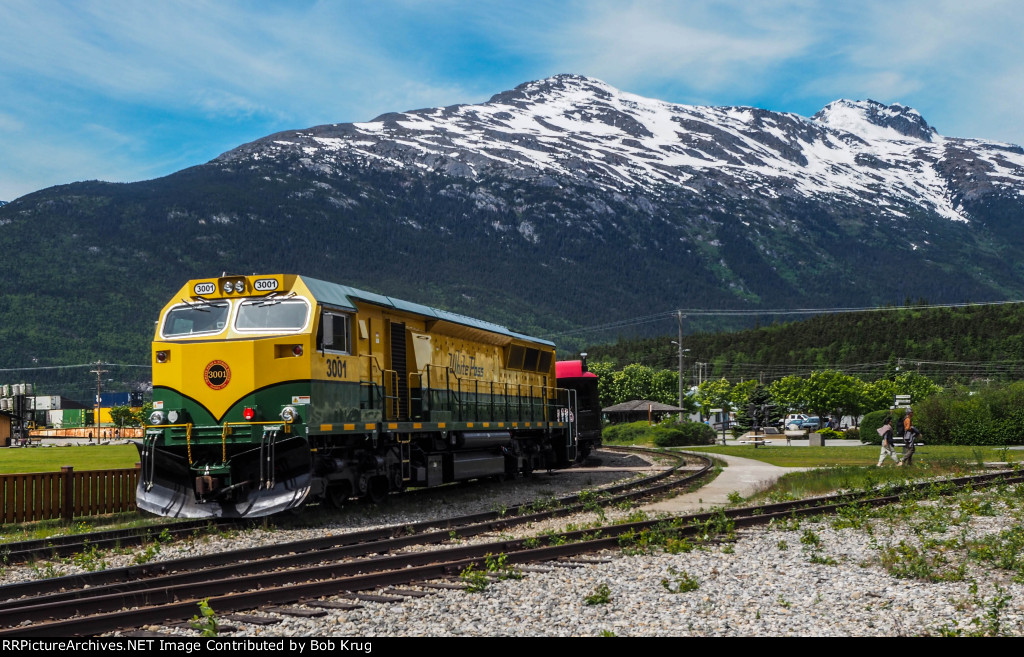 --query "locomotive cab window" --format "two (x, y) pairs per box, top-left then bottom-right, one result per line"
(317, 310), (351, 354)
(161, 302), (230, 338)
(235, 298), (310, 332)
